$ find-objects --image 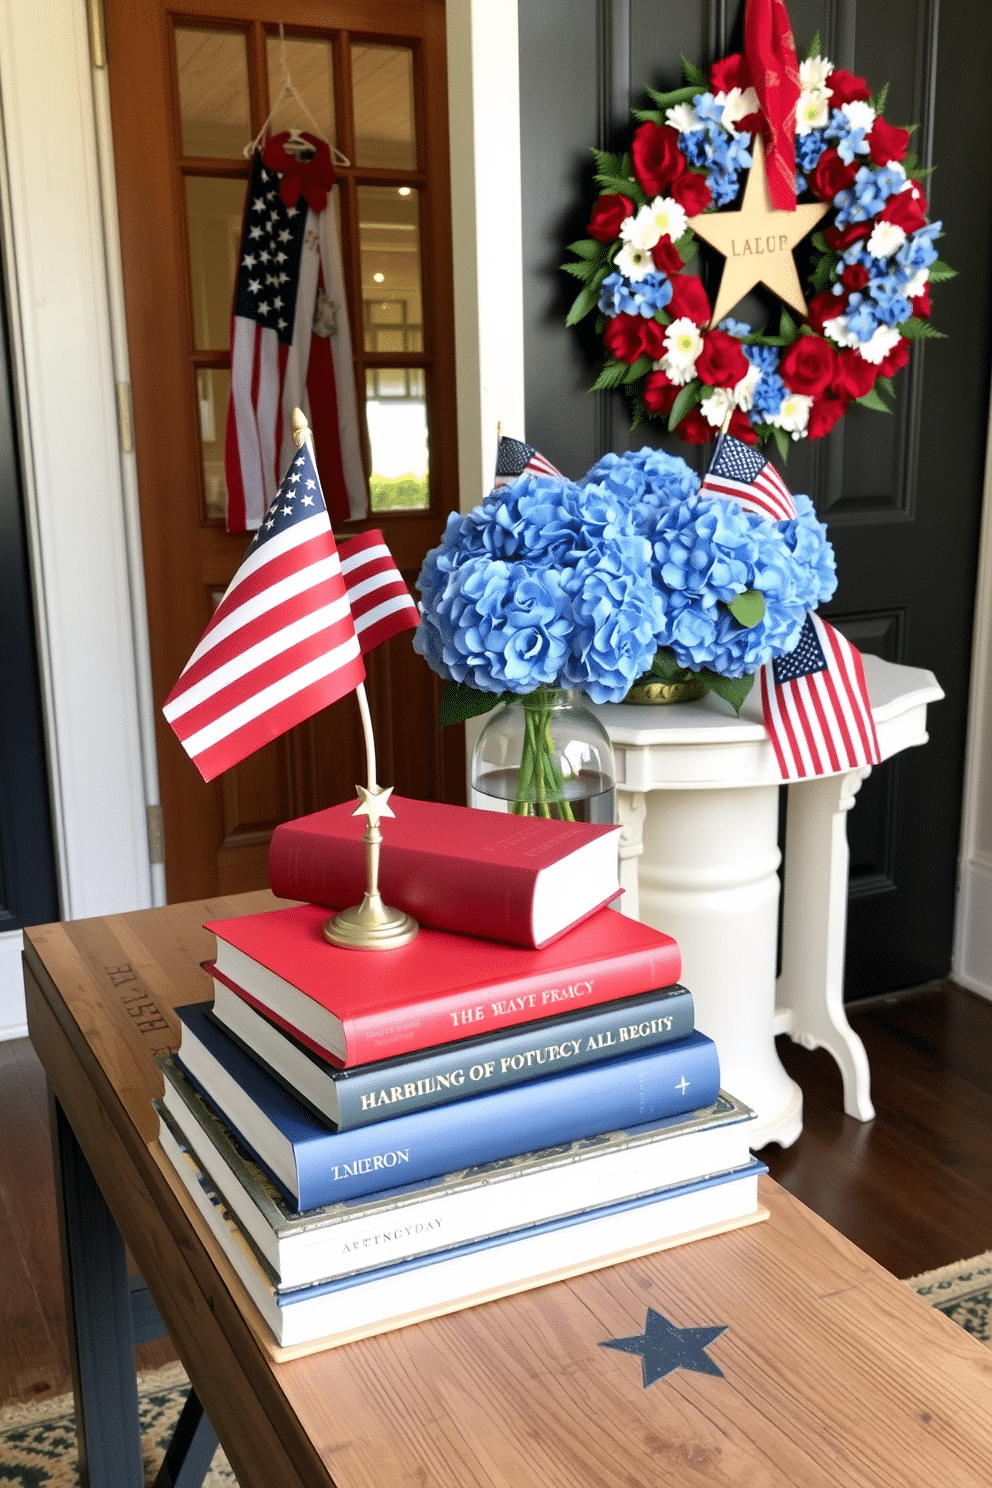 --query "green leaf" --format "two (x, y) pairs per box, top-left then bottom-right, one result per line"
(644, 83), (703, 111)
(778, 307), (800, 343)
(872, 82), (890, 116)
(673, 229), (698, 264)
(770, 426), (791, 462)
(928, 259), (958, 283)
(876, 375), (895, 397)
(437, 683), (507, 731)
(727, 590), (766, 629)
(653, 307), (672, 325)
(567, 238), (607, 261)
(855, 387), (894, 412)
(667, 381), (702, 432)
(629, 402), (645, 431)
(632, 109), (665, 125)
(590, 148), (621, 180)
(561, 259), (600, 284)
(699, 670), (755, 715)
(805, 32), (822, 61)
(565, 282), (601, 327)
(591, 359), (631, 391)
(811, 255), (833, 292)
(898, 316), (947, 341)
(623, 355), (653, 384)
(681, 56), (707, 89)
(810, 231), (829, 253)
(648, 647), (693, 682)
